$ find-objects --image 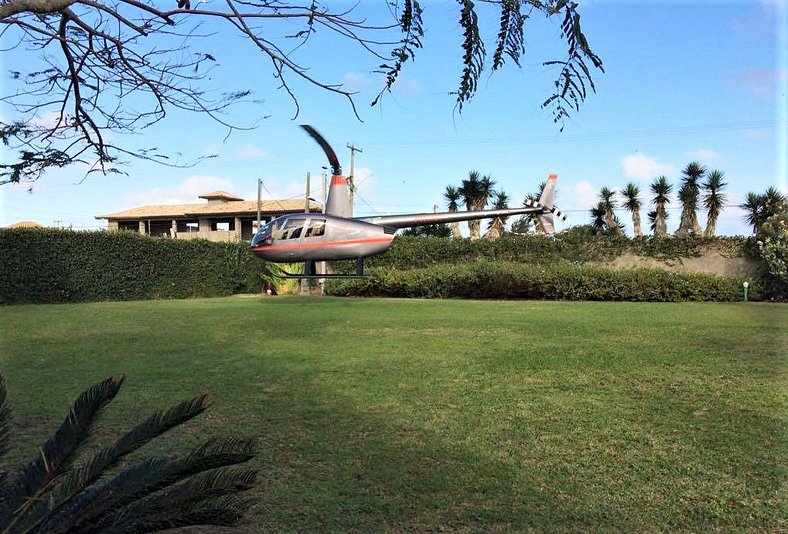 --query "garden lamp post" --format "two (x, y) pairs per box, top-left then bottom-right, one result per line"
(743, 281), (749, 302)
